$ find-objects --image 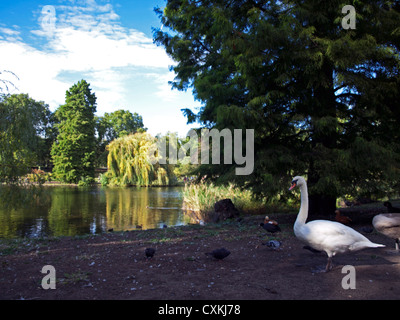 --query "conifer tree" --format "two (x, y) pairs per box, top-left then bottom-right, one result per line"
(154, 0), (400, 215)
(51, 80), (97, 183)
